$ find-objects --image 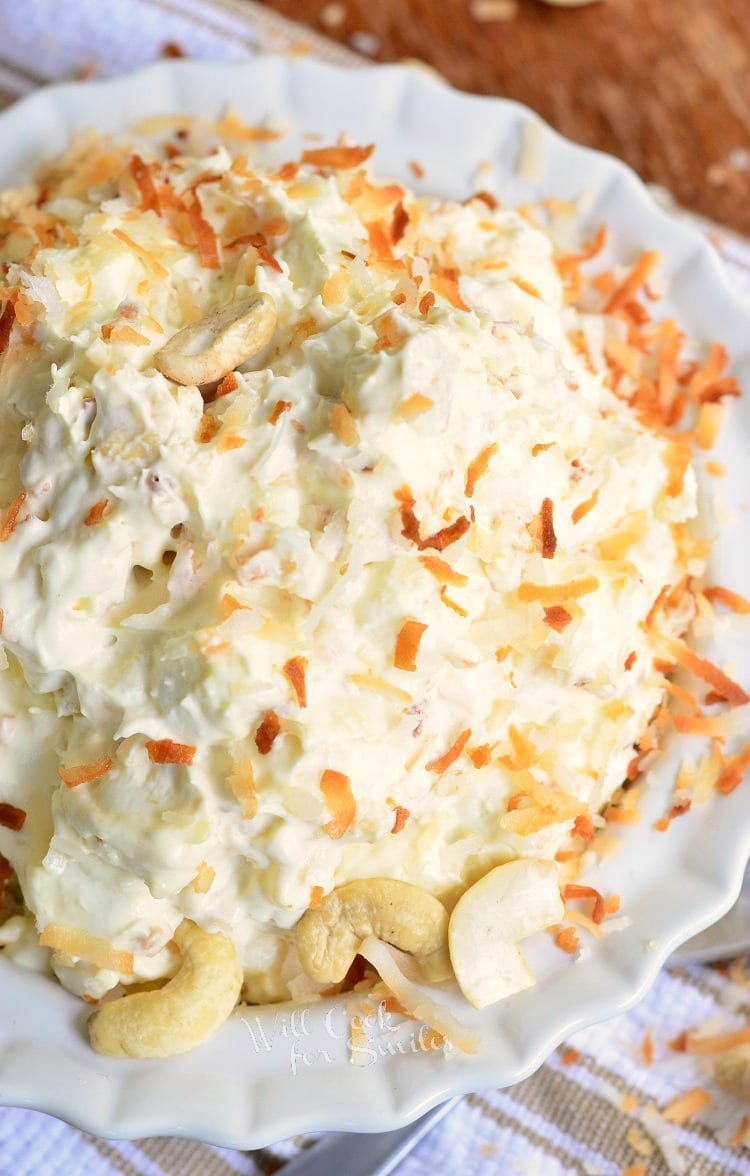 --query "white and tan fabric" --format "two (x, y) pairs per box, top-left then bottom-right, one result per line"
(2, 2), (750, 1173)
